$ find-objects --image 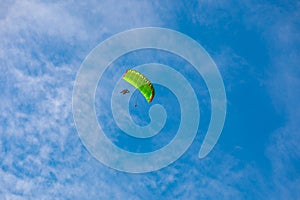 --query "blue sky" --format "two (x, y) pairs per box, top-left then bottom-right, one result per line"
(1, 0), (300, 199)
